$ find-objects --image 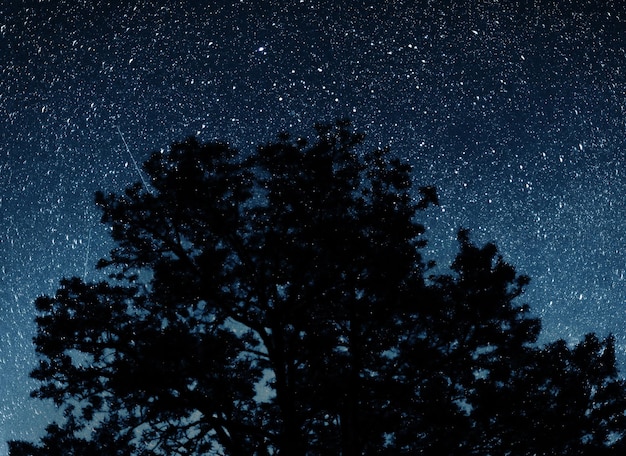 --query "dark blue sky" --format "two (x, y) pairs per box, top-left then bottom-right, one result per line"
(1, 0), (626, 451)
